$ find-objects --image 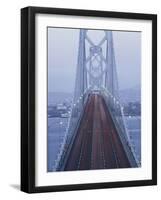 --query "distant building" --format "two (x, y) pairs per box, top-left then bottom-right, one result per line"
(123, 102), (141, 116)
(48, 102), (71, 118)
